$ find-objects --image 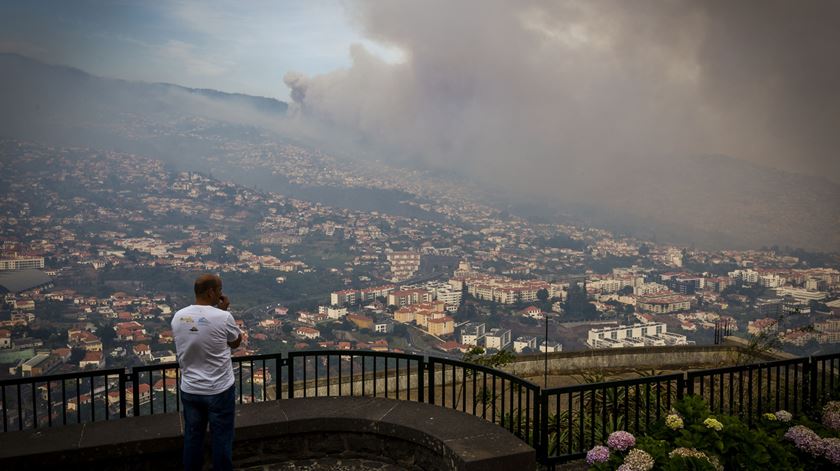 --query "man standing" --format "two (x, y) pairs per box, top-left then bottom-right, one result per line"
(172, 274), (242, 471)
